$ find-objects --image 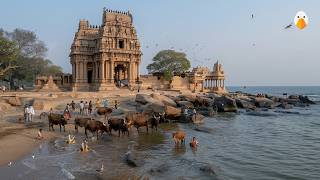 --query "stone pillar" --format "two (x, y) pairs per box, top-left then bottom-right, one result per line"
(105, 60), (109, 81)
(72, 63), (75, 82)
(76, 62), (80, 82)
(110, 61), (114, 83)
(84, 62), (87, 83)
(100, 60), (105, 83)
